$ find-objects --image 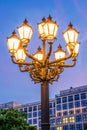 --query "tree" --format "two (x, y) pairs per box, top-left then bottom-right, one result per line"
(0, 108), (36, 130)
